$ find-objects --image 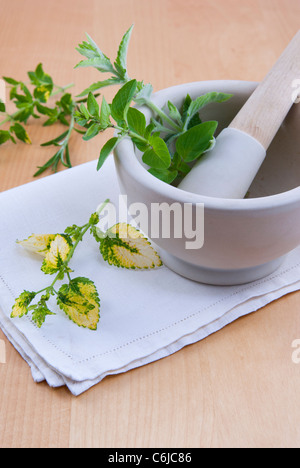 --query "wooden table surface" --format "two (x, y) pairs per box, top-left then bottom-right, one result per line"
(1, 0), (300, 449)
